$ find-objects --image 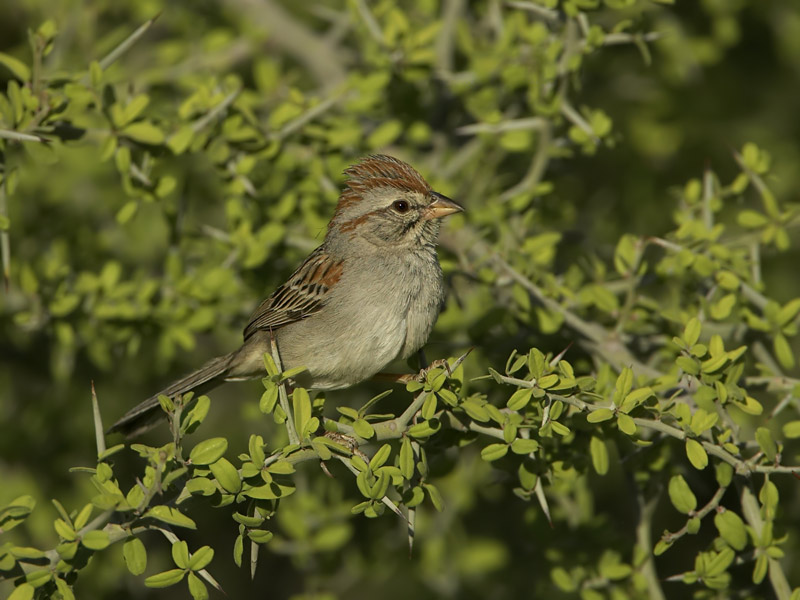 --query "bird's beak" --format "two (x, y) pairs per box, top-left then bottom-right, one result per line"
(424, 191), (464, 221)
